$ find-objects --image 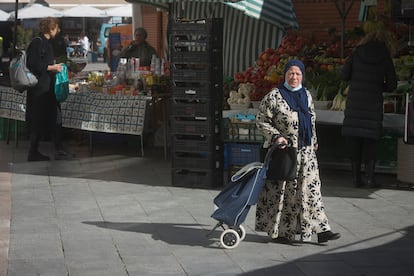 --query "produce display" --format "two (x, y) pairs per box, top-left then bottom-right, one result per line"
(226, 30), (349, 109)
(225, 21), (412, 113)
(64, 57), (170, 96)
